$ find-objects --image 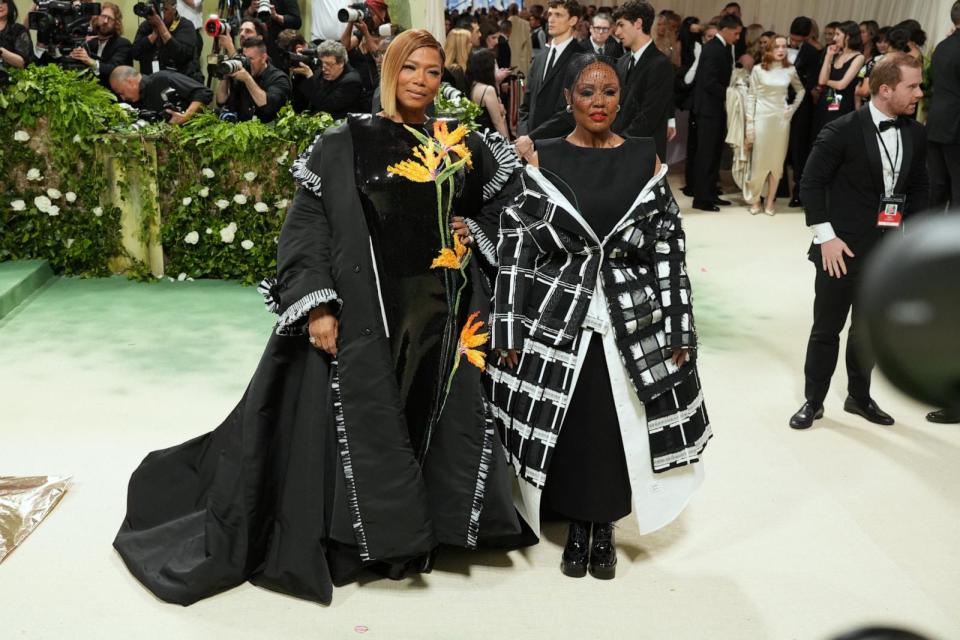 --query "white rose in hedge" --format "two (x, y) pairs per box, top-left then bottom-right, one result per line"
(47, 205), (60, 217)
(11, 200), (26, 211)
(34, 195), (52, 212)
(93, 206), (104, 217)
(233, 193), (247, 205)
(241, 239), (254, 250)
(254, 201), (269, 213)
(65, 239), (75, 248)
(65, 192), (77, 203)
(73, 134), (82, 143)
(198, 187), (210, 197)
(275, 151), (289, 164)
(182, 196), (192, 206)
(219, 223), (237, 243)
(47, 188), (62, 200)
(14, 130), (30, 142)
(205, 227), (213, 234)
(202, 168), (215, 178)
(274, 198), (288, 209)
(243, 171), (257, 182)
(177, 273), (188, 281)
(215, 199), (230, 209)
(184, 231), (200, 245)
(27, 168), (43, 181)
